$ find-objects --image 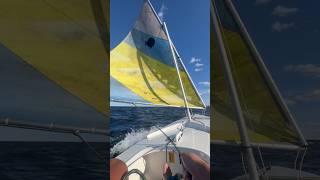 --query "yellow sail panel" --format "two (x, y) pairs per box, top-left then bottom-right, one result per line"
(211, 0), (301, 146)
(0, 0), (107, 115)
(111, 41), (203, 108)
